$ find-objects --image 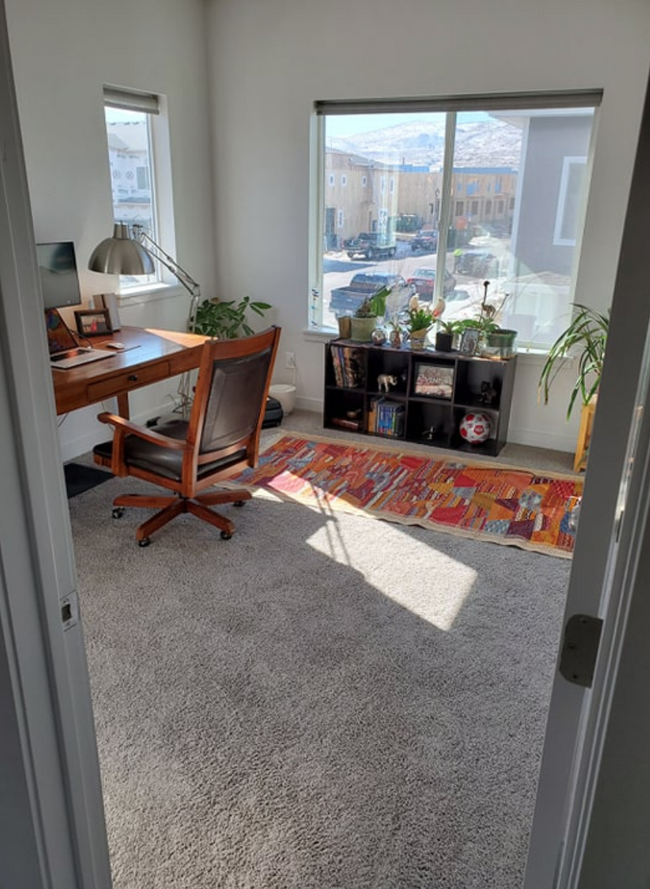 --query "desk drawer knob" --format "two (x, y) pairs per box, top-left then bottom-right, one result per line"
(128, 374), (138, 382)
